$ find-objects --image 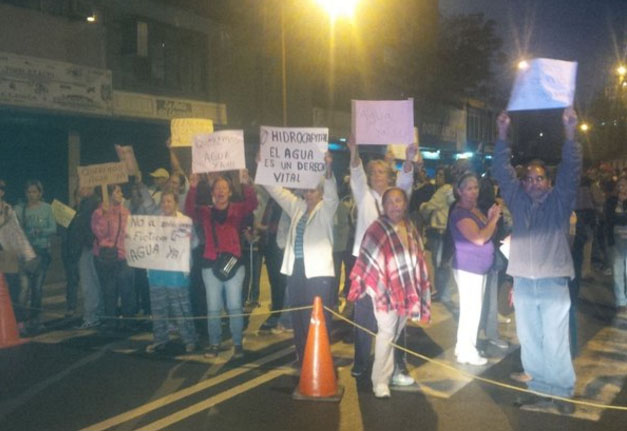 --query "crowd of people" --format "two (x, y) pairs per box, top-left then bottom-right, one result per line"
(2, 107), (627, 410)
